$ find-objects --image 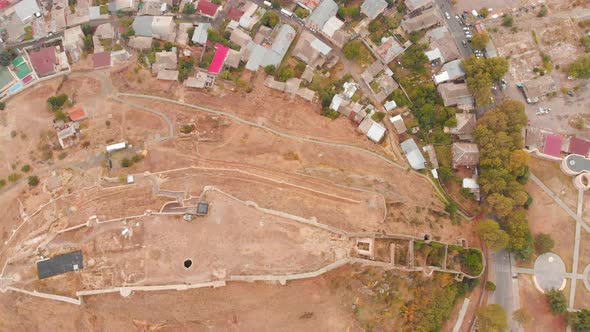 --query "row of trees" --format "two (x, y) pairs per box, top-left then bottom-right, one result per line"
(463, 56), (508, 105)
(545, 289), (590, 331)
(475, 100), (533, 259)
